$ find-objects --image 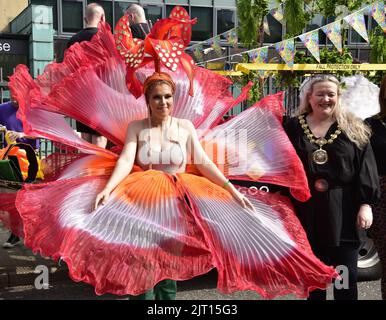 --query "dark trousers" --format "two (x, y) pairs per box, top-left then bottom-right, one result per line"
(308, 242), (360, 300)
(371, 175), (386, 300)
(128, 279), (177, 300)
